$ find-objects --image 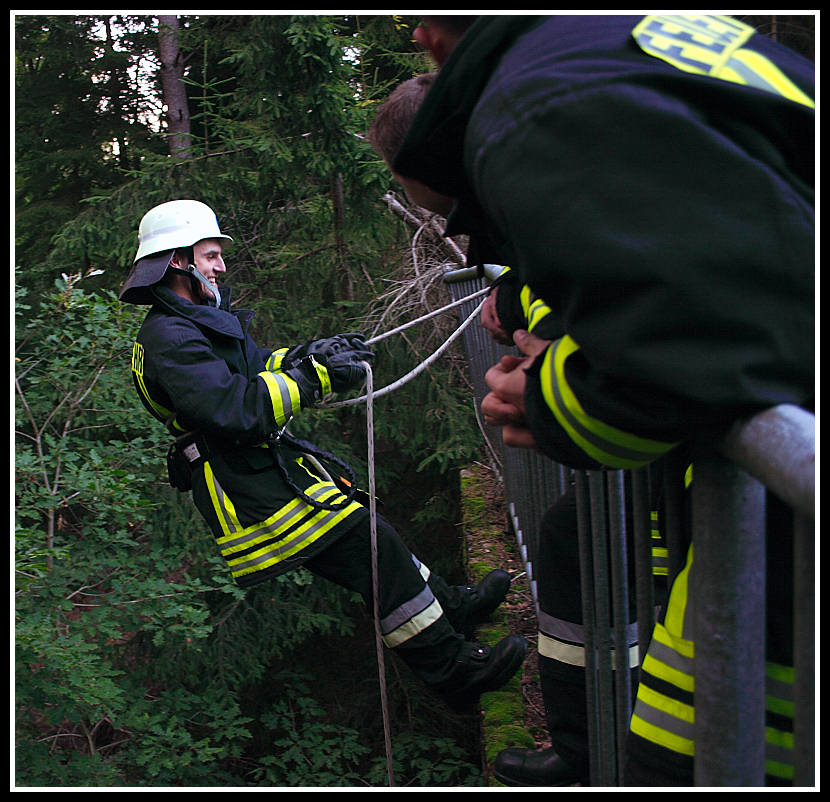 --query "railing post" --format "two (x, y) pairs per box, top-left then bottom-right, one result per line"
(792, 513), (815, 786)
(692, 453), (767, 786)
